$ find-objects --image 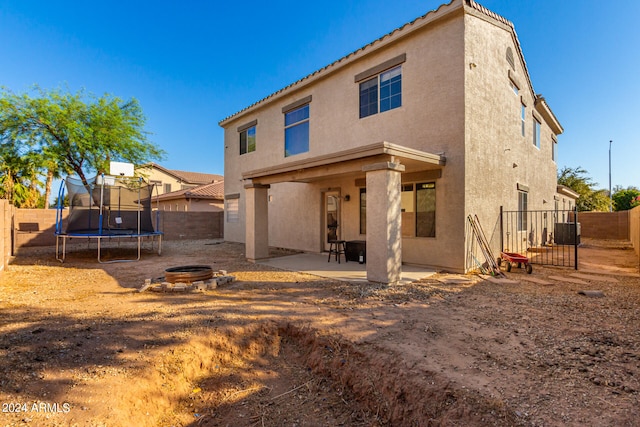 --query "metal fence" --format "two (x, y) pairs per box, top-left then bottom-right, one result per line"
(500, 207), (579, 269)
